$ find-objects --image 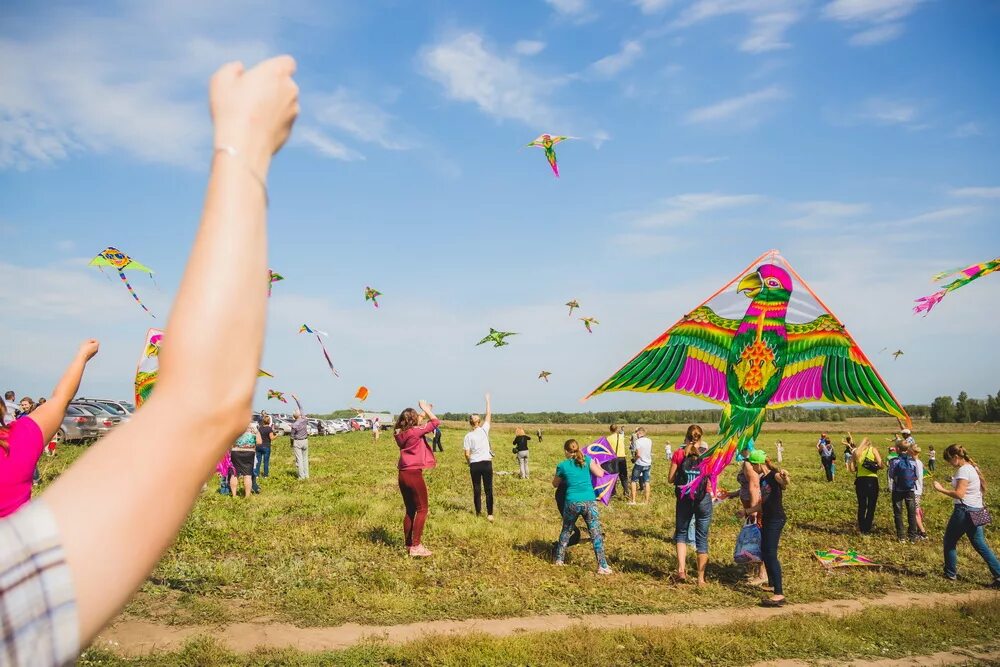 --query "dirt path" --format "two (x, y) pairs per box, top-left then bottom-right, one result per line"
(755, 641), (1000, 666)
(95, 589), (999, 656)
